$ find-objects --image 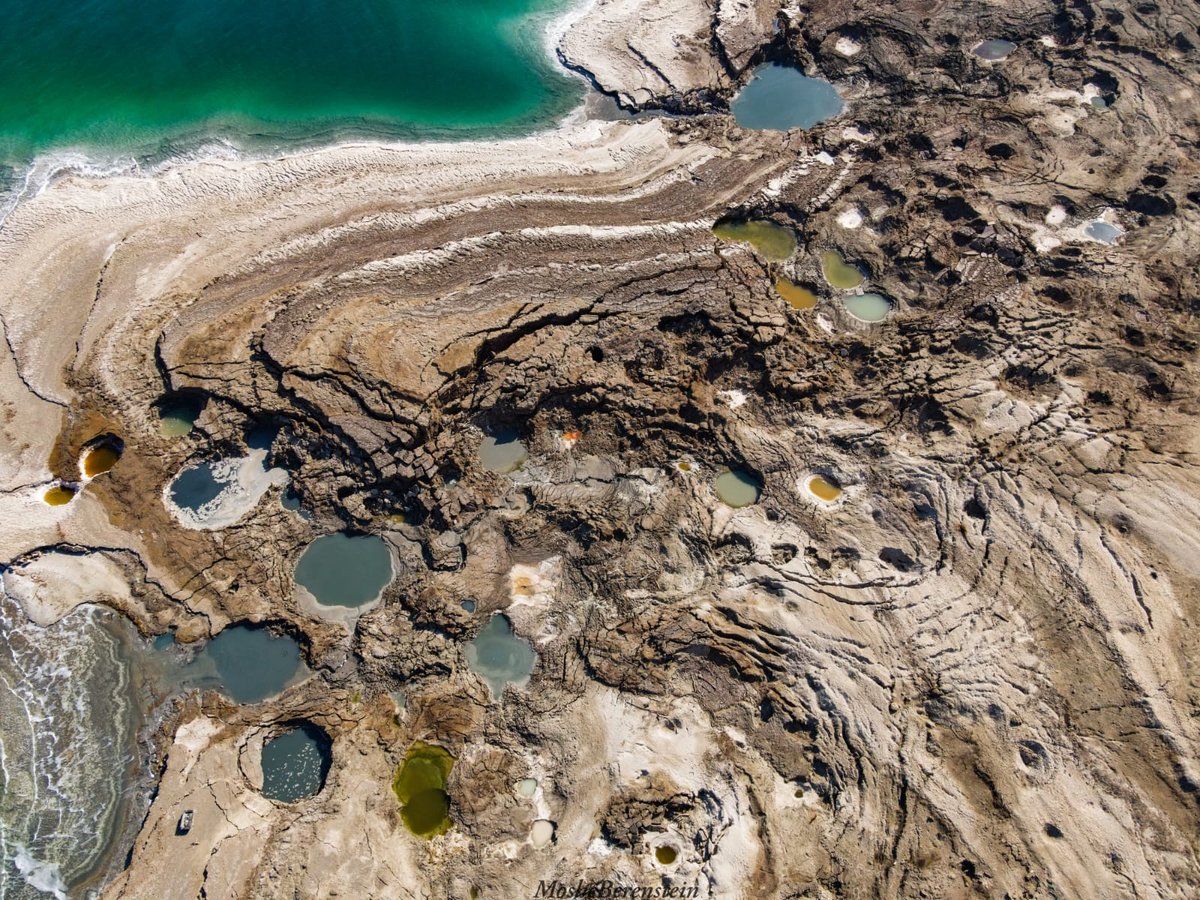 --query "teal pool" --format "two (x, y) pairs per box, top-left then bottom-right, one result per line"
(261, 723), (332, 803)
(1085, 221), (1122, 244)
(731, 65), (844, 131)
(842, 293), (892, 323)
(465, 614), (536, 699)
(294, 532), (394, 608)
(169, 461), (229, 511)
(200, 624), (306, 703)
